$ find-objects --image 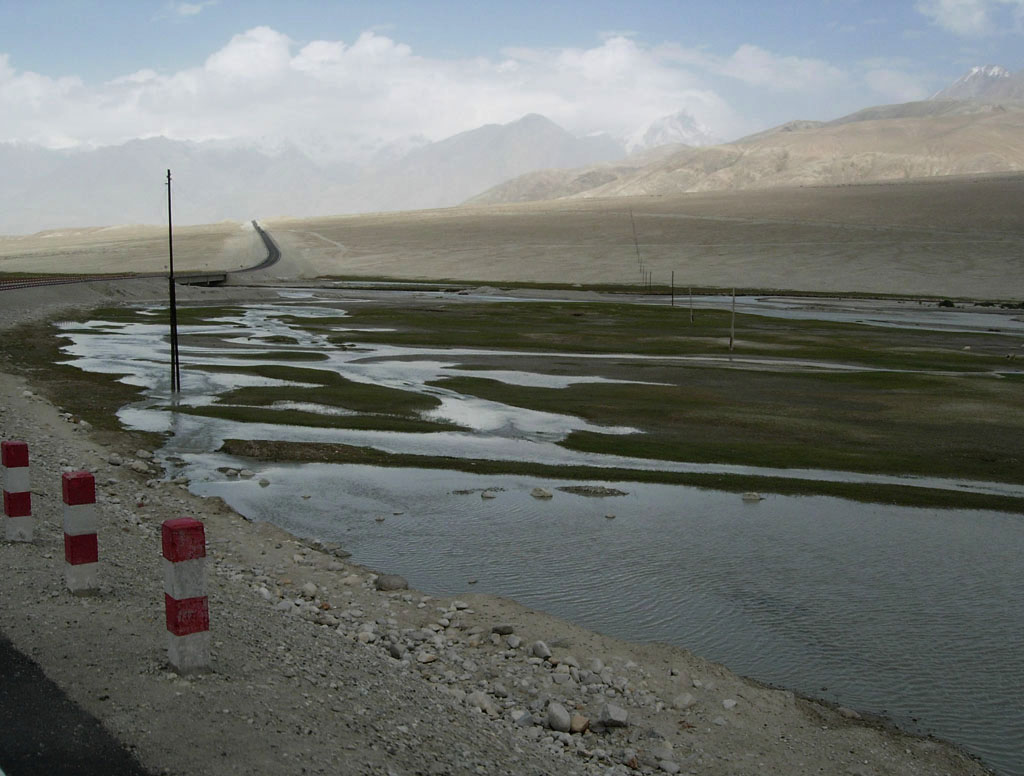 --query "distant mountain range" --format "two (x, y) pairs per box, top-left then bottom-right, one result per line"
(1, 66), (1022, 233)
(468, 66), (1024, 206)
